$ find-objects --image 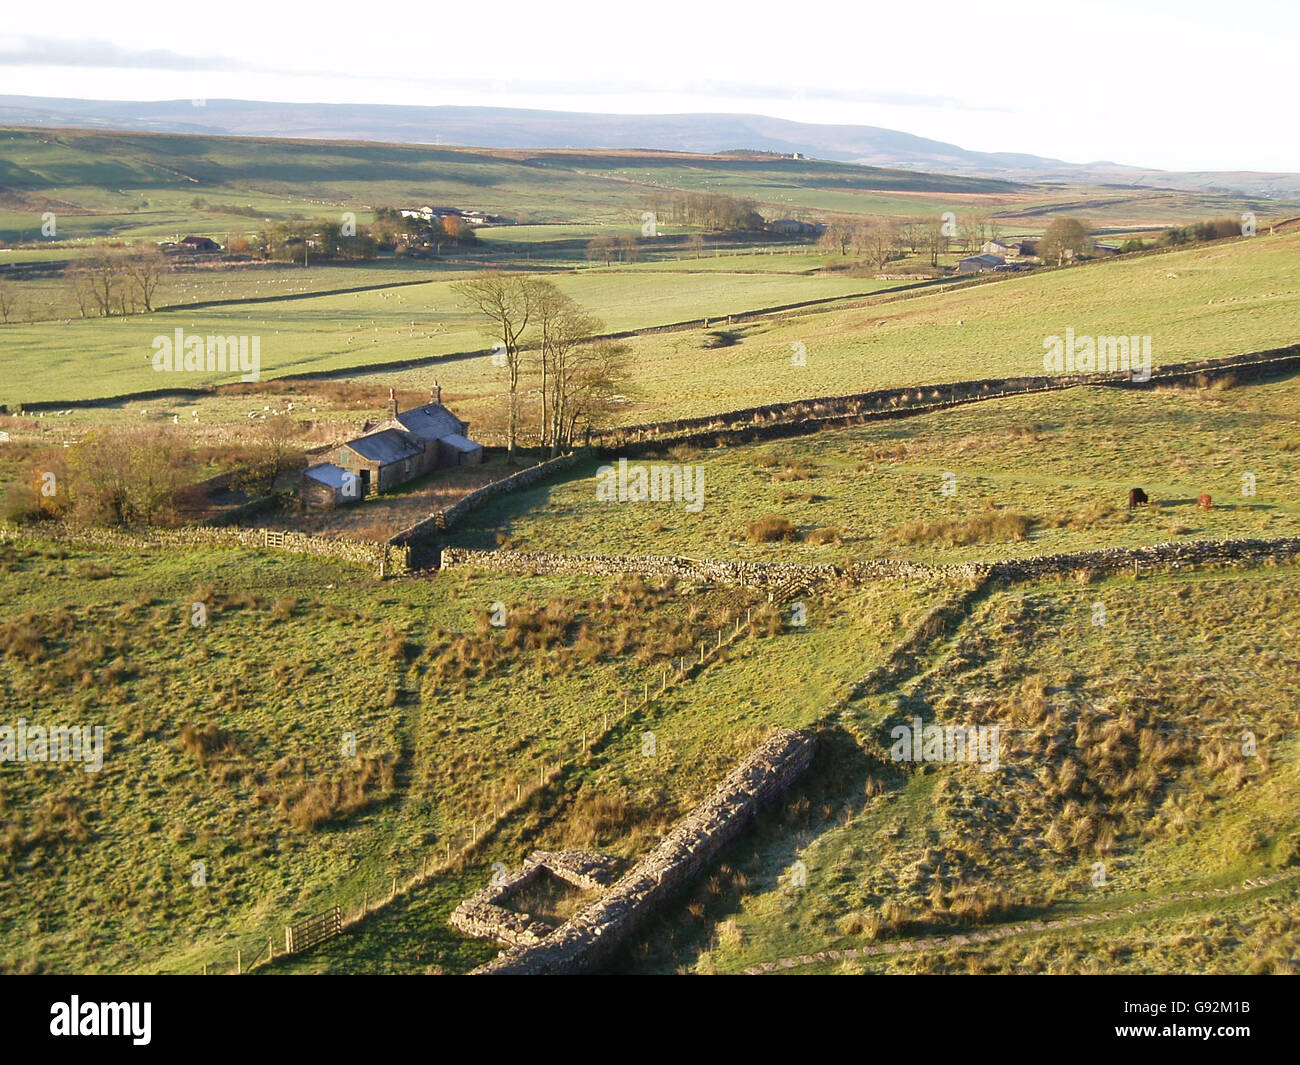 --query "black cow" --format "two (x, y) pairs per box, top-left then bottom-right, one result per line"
(1128, 487), (1149, 509)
